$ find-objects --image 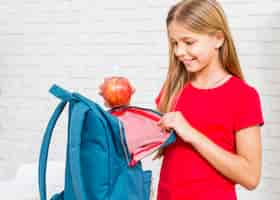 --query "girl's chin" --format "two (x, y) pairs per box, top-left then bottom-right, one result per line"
(184, 64), (202, 72)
